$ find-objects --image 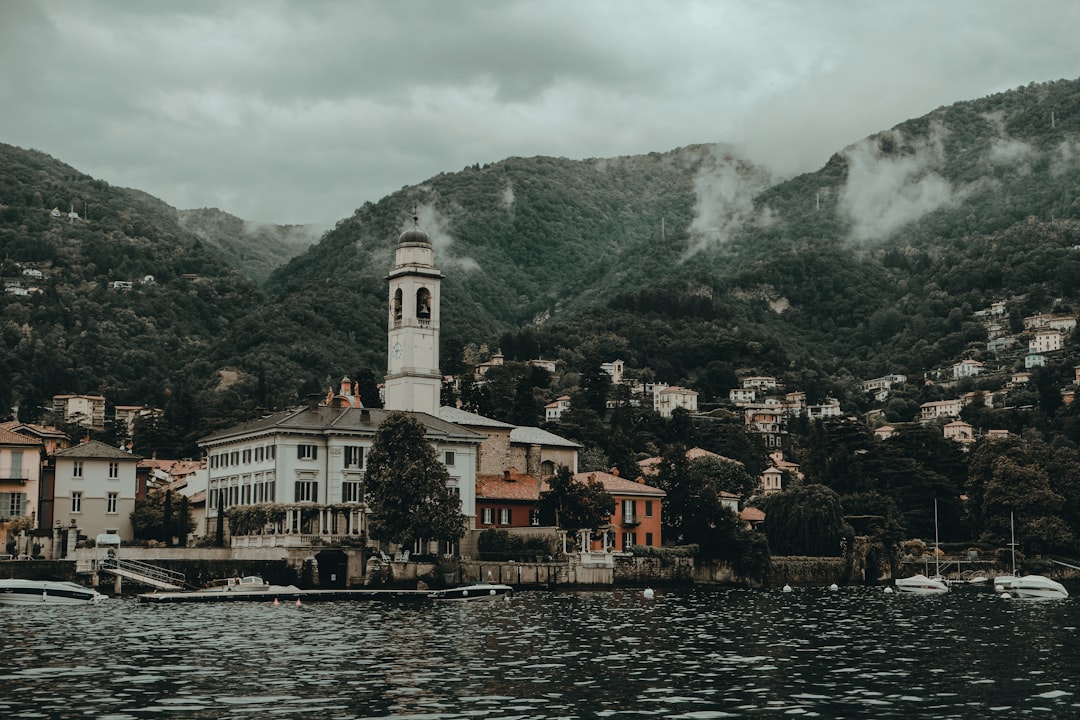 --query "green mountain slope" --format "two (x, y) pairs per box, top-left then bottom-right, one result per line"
(3, 78), (1080, 437)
